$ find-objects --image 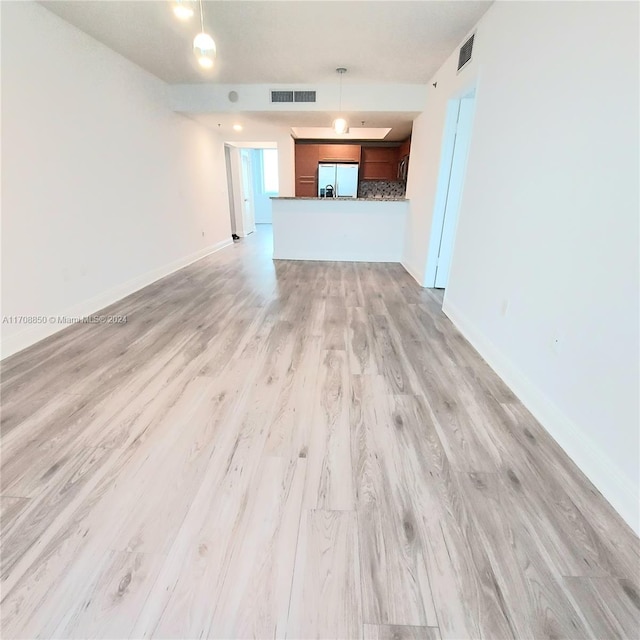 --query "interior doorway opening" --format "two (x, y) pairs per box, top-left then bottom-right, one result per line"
(224, 142), (279, 240)
(425, 88), (476, 290)
(253, 148), (279, 224)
